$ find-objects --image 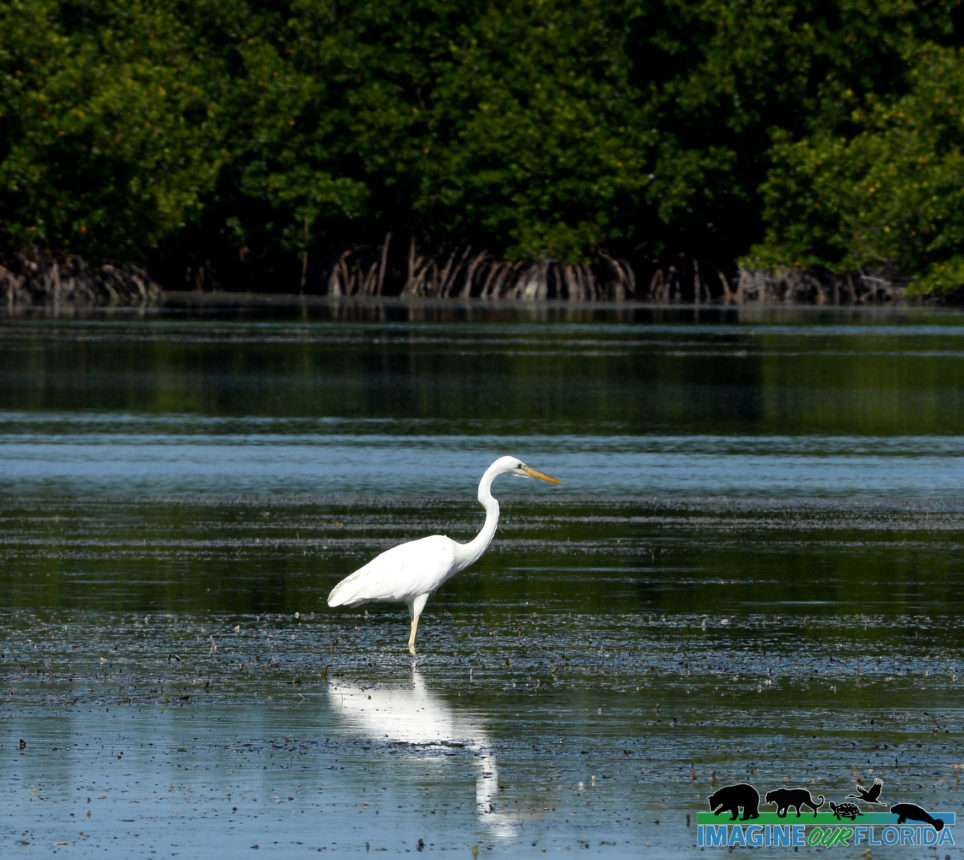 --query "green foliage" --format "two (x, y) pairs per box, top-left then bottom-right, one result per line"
(0, 0), (226, 258)
(416, 0), (652, 260)
(199, 0), (373, 254)
(1, 0), (963, 290)
(750, 42), (964, 293)
(621, 0), (962, 258)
